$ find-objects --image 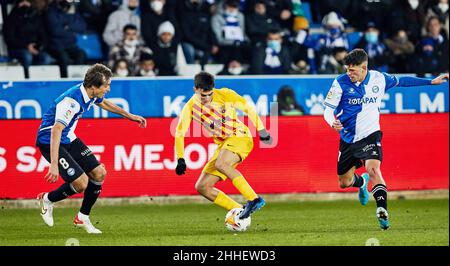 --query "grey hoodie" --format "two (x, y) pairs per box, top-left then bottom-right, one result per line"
(103, 0), (141, 47)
